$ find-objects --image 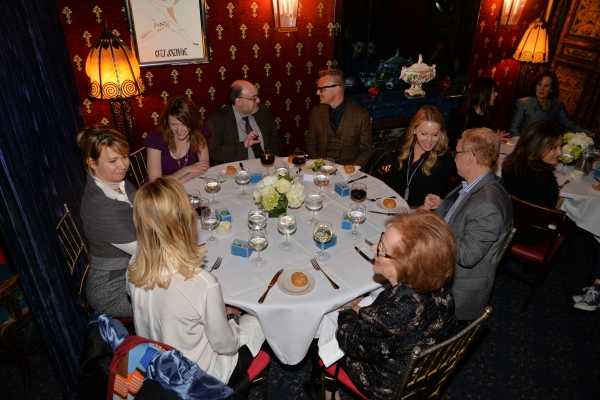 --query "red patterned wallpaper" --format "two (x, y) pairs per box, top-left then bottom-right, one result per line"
(55, 0), (336, 153)
(465, 0), (551, 130)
